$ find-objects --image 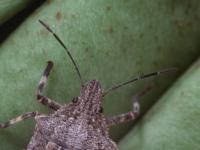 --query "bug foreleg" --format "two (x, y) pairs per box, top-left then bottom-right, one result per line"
(36, 61), (61, 110)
